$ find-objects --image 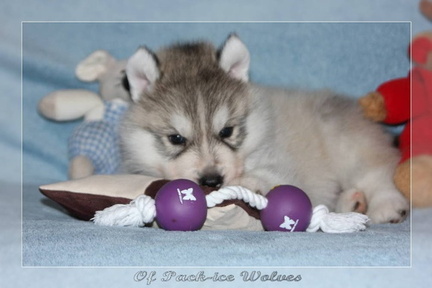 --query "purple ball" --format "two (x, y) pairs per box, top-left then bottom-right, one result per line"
(260, 185), (312, 232)
(155, 179), (207, 231)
